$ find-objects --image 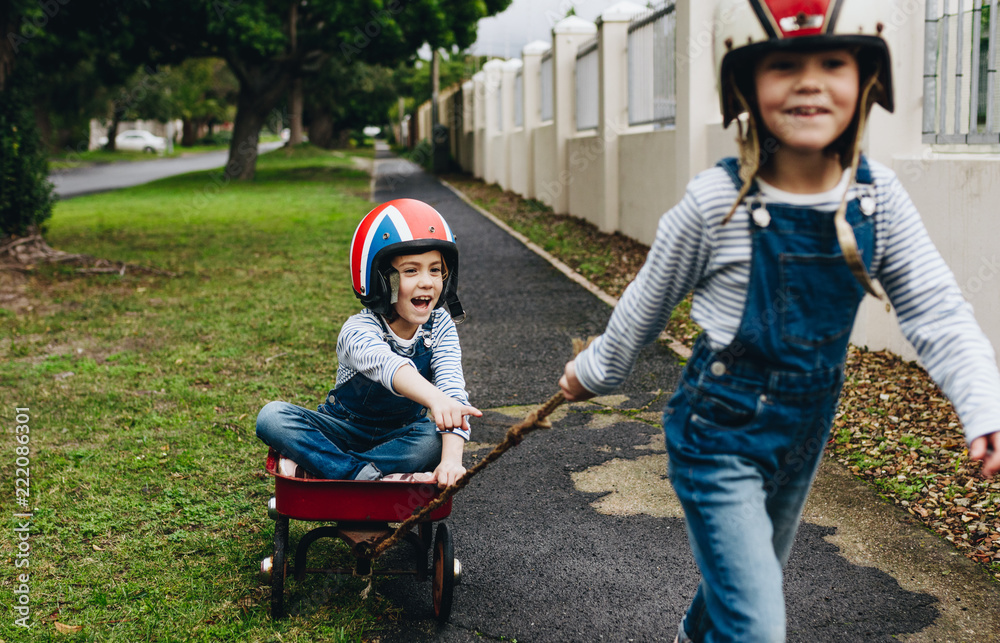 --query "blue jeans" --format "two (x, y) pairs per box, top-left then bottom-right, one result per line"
(256, 401), (442, 480)
(665, 353), (839, 643)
